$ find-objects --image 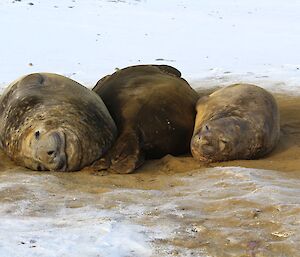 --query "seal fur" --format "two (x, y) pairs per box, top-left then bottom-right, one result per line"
(92, 65), (199, 173)
(191, 83), (280, 162)
(0, 73), (117, 171)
